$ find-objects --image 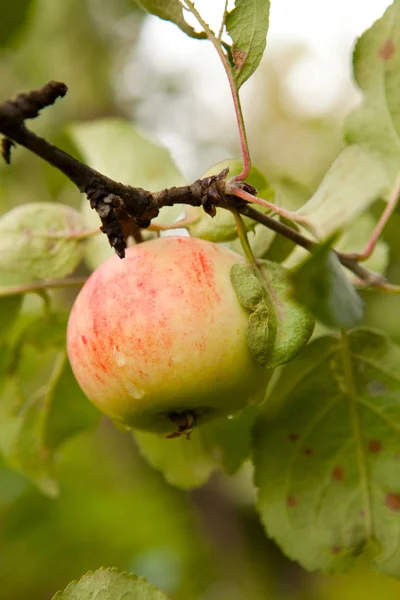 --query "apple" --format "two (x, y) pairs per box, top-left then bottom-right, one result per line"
(67, 236), (270, 435)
